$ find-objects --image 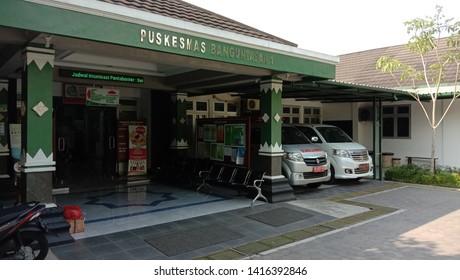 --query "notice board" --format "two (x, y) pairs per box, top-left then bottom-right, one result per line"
(196, 117), (251, 168)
